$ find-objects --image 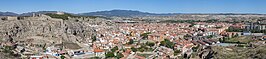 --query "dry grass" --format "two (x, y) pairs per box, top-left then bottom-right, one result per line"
(212, 46), (266, 59)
